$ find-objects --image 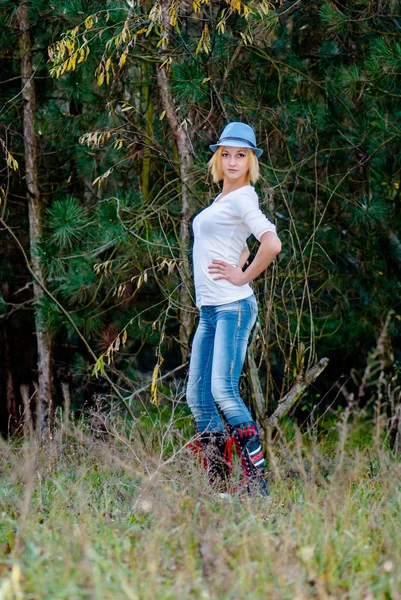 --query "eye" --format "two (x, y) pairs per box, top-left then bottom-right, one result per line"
(238, 153), (245, 158)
